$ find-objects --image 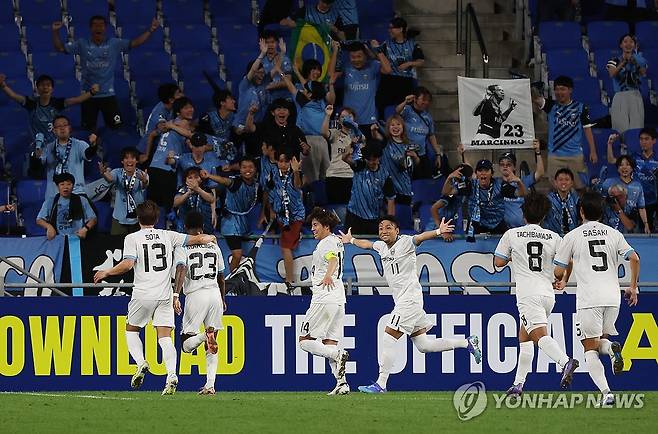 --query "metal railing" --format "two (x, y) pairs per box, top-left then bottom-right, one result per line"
(456, 0), (489, 78)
